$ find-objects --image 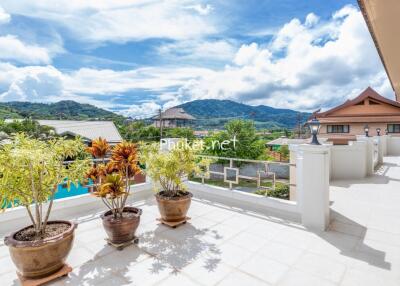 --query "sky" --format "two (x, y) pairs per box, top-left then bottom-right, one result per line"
(0, 0), (394, 118)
